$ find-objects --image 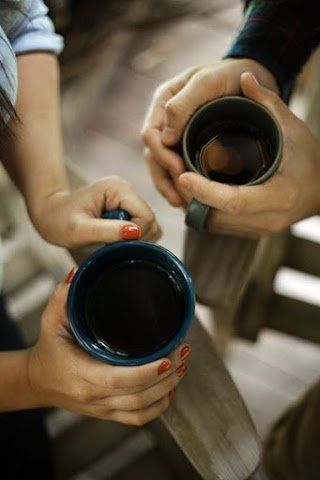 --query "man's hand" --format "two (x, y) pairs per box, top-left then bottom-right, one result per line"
(178, 73), (320, 237)
(141, 58), (279, 207)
